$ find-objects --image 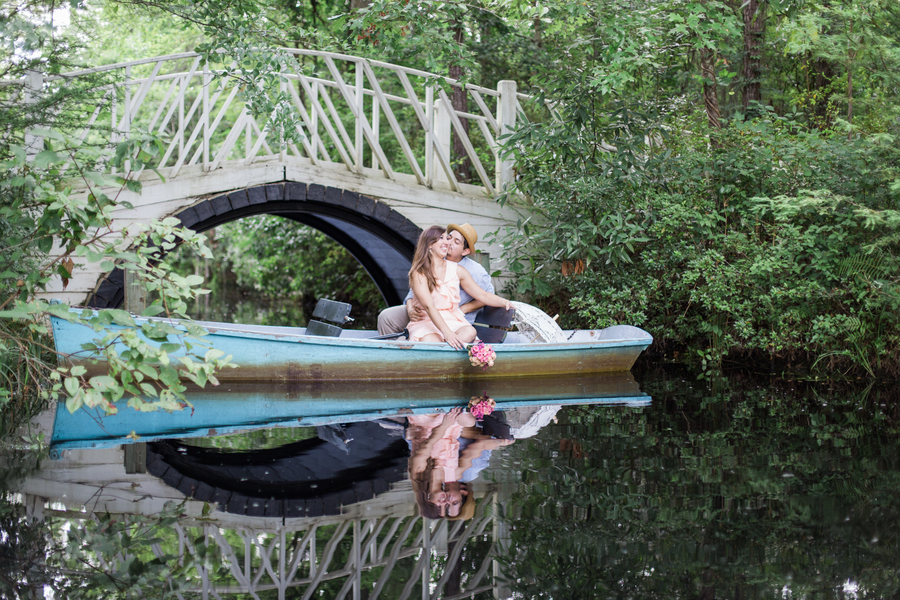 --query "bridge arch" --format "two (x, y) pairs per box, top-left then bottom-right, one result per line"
(145, 420), (410, 519)
(87, 181), (422, 310)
